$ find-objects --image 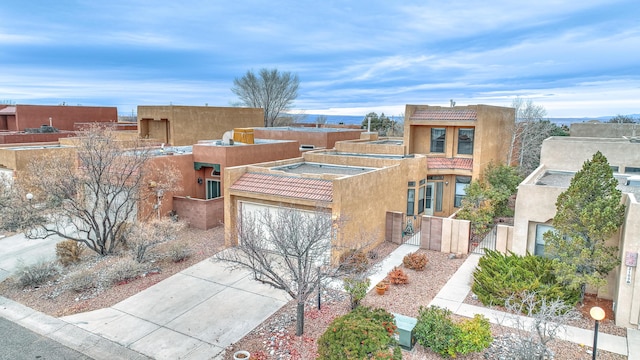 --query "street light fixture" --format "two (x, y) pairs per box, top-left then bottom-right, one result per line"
(26, 193), (33, 201)
(590, 306), (605, 360)
(314, 259), (324, 310)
